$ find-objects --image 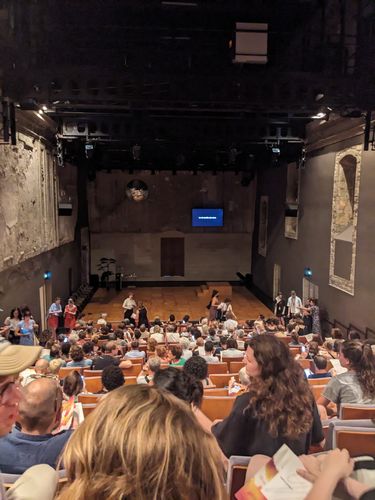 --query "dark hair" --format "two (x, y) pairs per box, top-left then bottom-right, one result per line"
(184, 356), (208, 381)
(331, 328), (343, 340)
(61, 342), (71, 356)
(82, 341), (94, 355)
(220, 337), (228, 346)
(307, 341), (319, 357)
(227, 339), (238, 349)
(153, 367), (203, 407)
(169, 314), (175, 322)
(341, 340), (375, 397)
(170, 345), (183, 360)
(208, 328), (216, 337)
(131, 340), (139, 349)
(191, 327), (201, 339)
(102, 365), (125, 392)
(50, 345), (61, 359)
(348, 330), (361, 340)
(78, 331), (86, 340)
(10, 308), (22, 320)
(114, 329), (124, 340)
(70, 345), (84, 362)
(134, 330), (141, 340)
(104, 341), (117, 353)
(290, 332), (300, 345)
(107, 333), (117, 342)
(63, 371), (83, 397)
(210, 290), (219, 298)
(246, 336), (314, 439)
(313, 355), (328, 371)
(204, 340), (215, 353)
(182, 315), (190, 323)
